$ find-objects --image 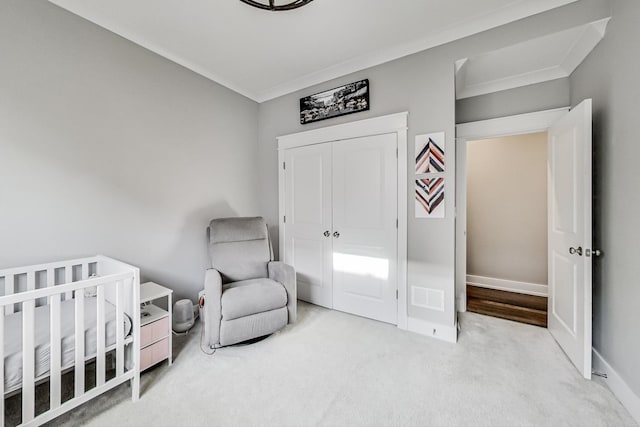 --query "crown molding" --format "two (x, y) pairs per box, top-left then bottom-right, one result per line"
(255, 0), (579, 102)
(48, 0), (261, 102)
(456, 18), (610, 100)
(49, 0), (579, 103)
